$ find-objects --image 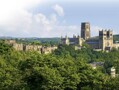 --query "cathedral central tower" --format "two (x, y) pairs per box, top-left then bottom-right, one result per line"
(81, 22), (90, 40)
